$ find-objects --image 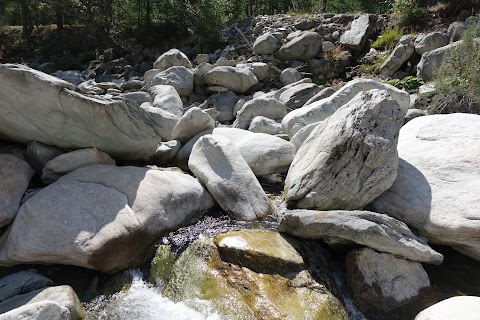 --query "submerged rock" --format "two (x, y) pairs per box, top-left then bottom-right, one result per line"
(163, 231), (348, 320)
